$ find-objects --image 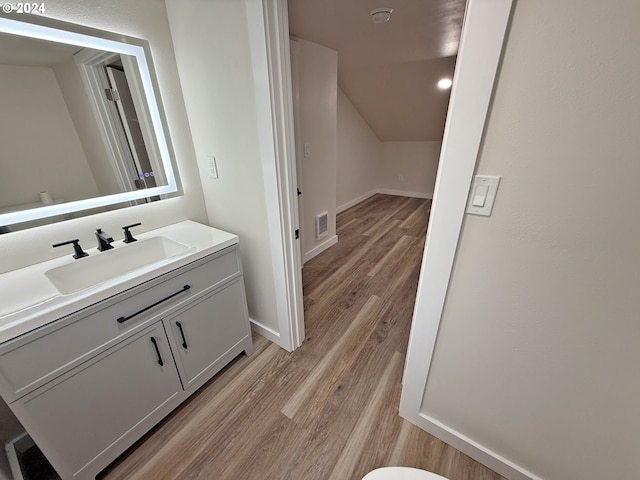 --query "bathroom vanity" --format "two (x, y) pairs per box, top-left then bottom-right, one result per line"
(0, 221), (253, 479)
